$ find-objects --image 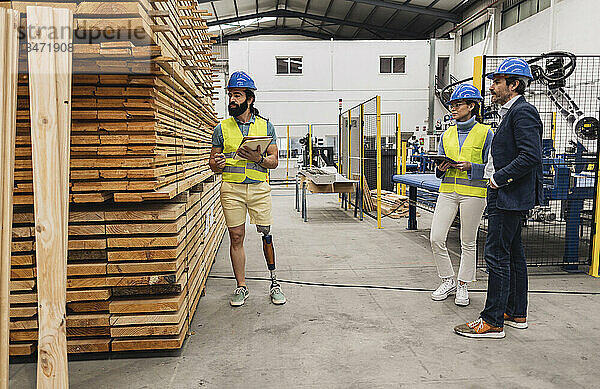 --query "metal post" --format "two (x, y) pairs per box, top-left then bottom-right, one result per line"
(552, 111), (557, 149)
(302, 181), (307, 222)
(347, 111), (352, 209)
(285, 126), (290, 187)
(589, 147), (600, 277)
(360, 104), (364, 221)
(408, 186), (417, 230)
(401, 141), (407, 196)
(376, 96), (383, 229)
(473, 55), (484, 92)
(295, 175), (299, 212)
(396, 113), (401, 195)
(427, 38), (436, 135)
(309, 124), (312, 168)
